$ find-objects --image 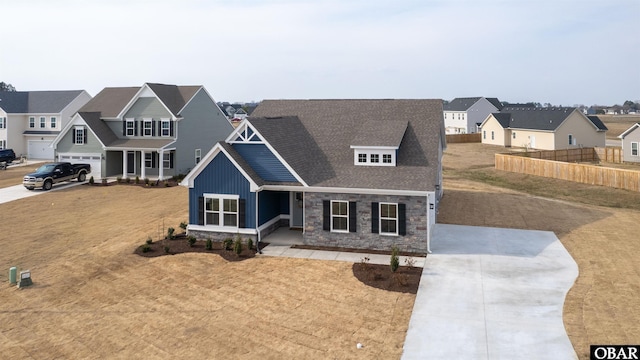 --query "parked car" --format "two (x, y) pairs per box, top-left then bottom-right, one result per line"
(23, 162), (91, 190)
(0, 149), (16, 166)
